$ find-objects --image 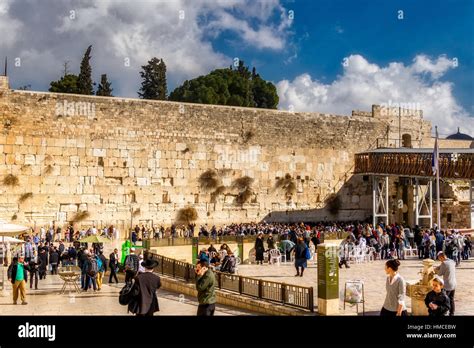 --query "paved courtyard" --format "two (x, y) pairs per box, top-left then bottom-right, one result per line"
(0, 268), (253, 316)
(237, 257), (474, 315)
